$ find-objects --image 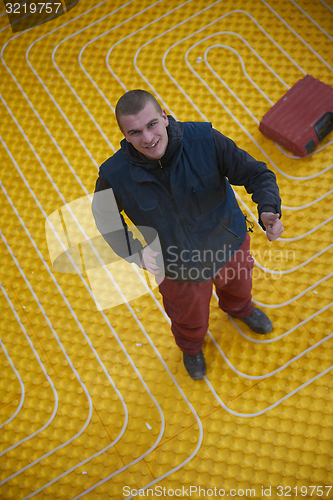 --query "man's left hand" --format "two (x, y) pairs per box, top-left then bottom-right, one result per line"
(260, 212), (284, 241)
